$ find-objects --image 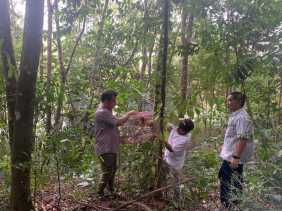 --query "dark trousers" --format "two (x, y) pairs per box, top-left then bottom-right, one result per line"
(218, 160), (244, 208)
(98, 153), (117, 194)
